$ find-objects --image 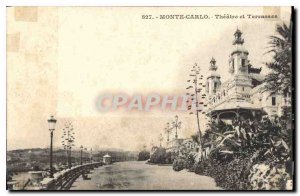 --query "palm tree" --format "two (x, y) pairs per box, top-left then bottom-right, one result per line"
(264, 22), (292, 99)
